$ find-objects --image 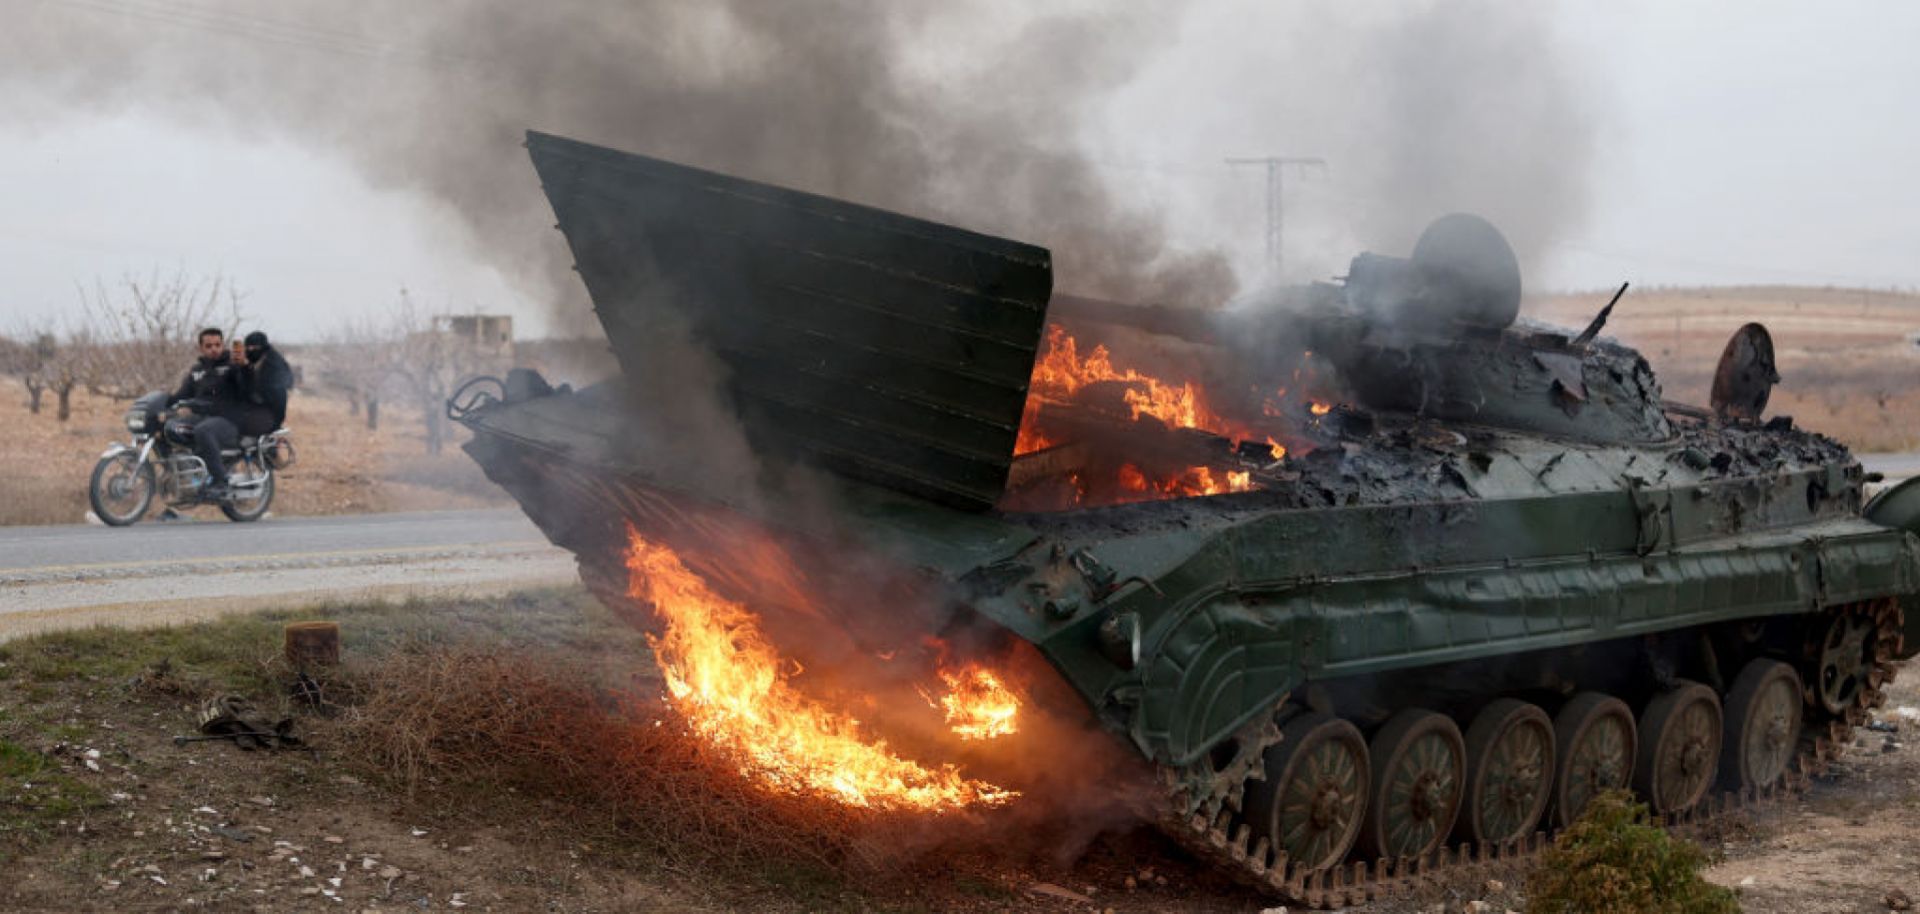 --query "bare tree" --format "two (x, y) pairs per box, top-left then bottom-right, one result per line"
(318, 292), (509, 453)
(0, 330), (51, 414)
(76, 271), (246, 400)
(48, 327), (87, 422)
(378, 291), (507, 455)
(316, 314), (388, 431)
(1, 325), (80, 420)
